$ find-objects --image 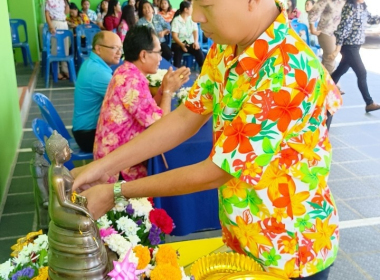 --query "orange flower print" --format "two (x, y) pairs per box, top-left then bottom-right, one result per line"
(278, 235), (298, 255)
(222, 226), (245, 255)
(273, 38), (299, 71)
(236, 39), (269, 75)
(223, 116), (261, 153)
(288, 130), (322, 161)
(272, 180), (310, 219)
(267, 90), (304, 132)
(294, 69), (317, 98)
(279, 148), (299, 168)
(231, 216), (273, 257)
(302, 215), (337, 254)
(222, 178), (247, 199)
